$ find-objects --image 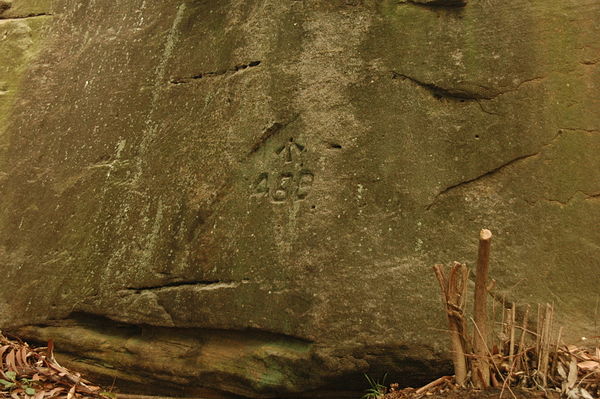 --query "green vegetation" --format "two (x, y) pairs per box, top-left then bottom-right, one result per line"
(362, 374), (388, 399)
